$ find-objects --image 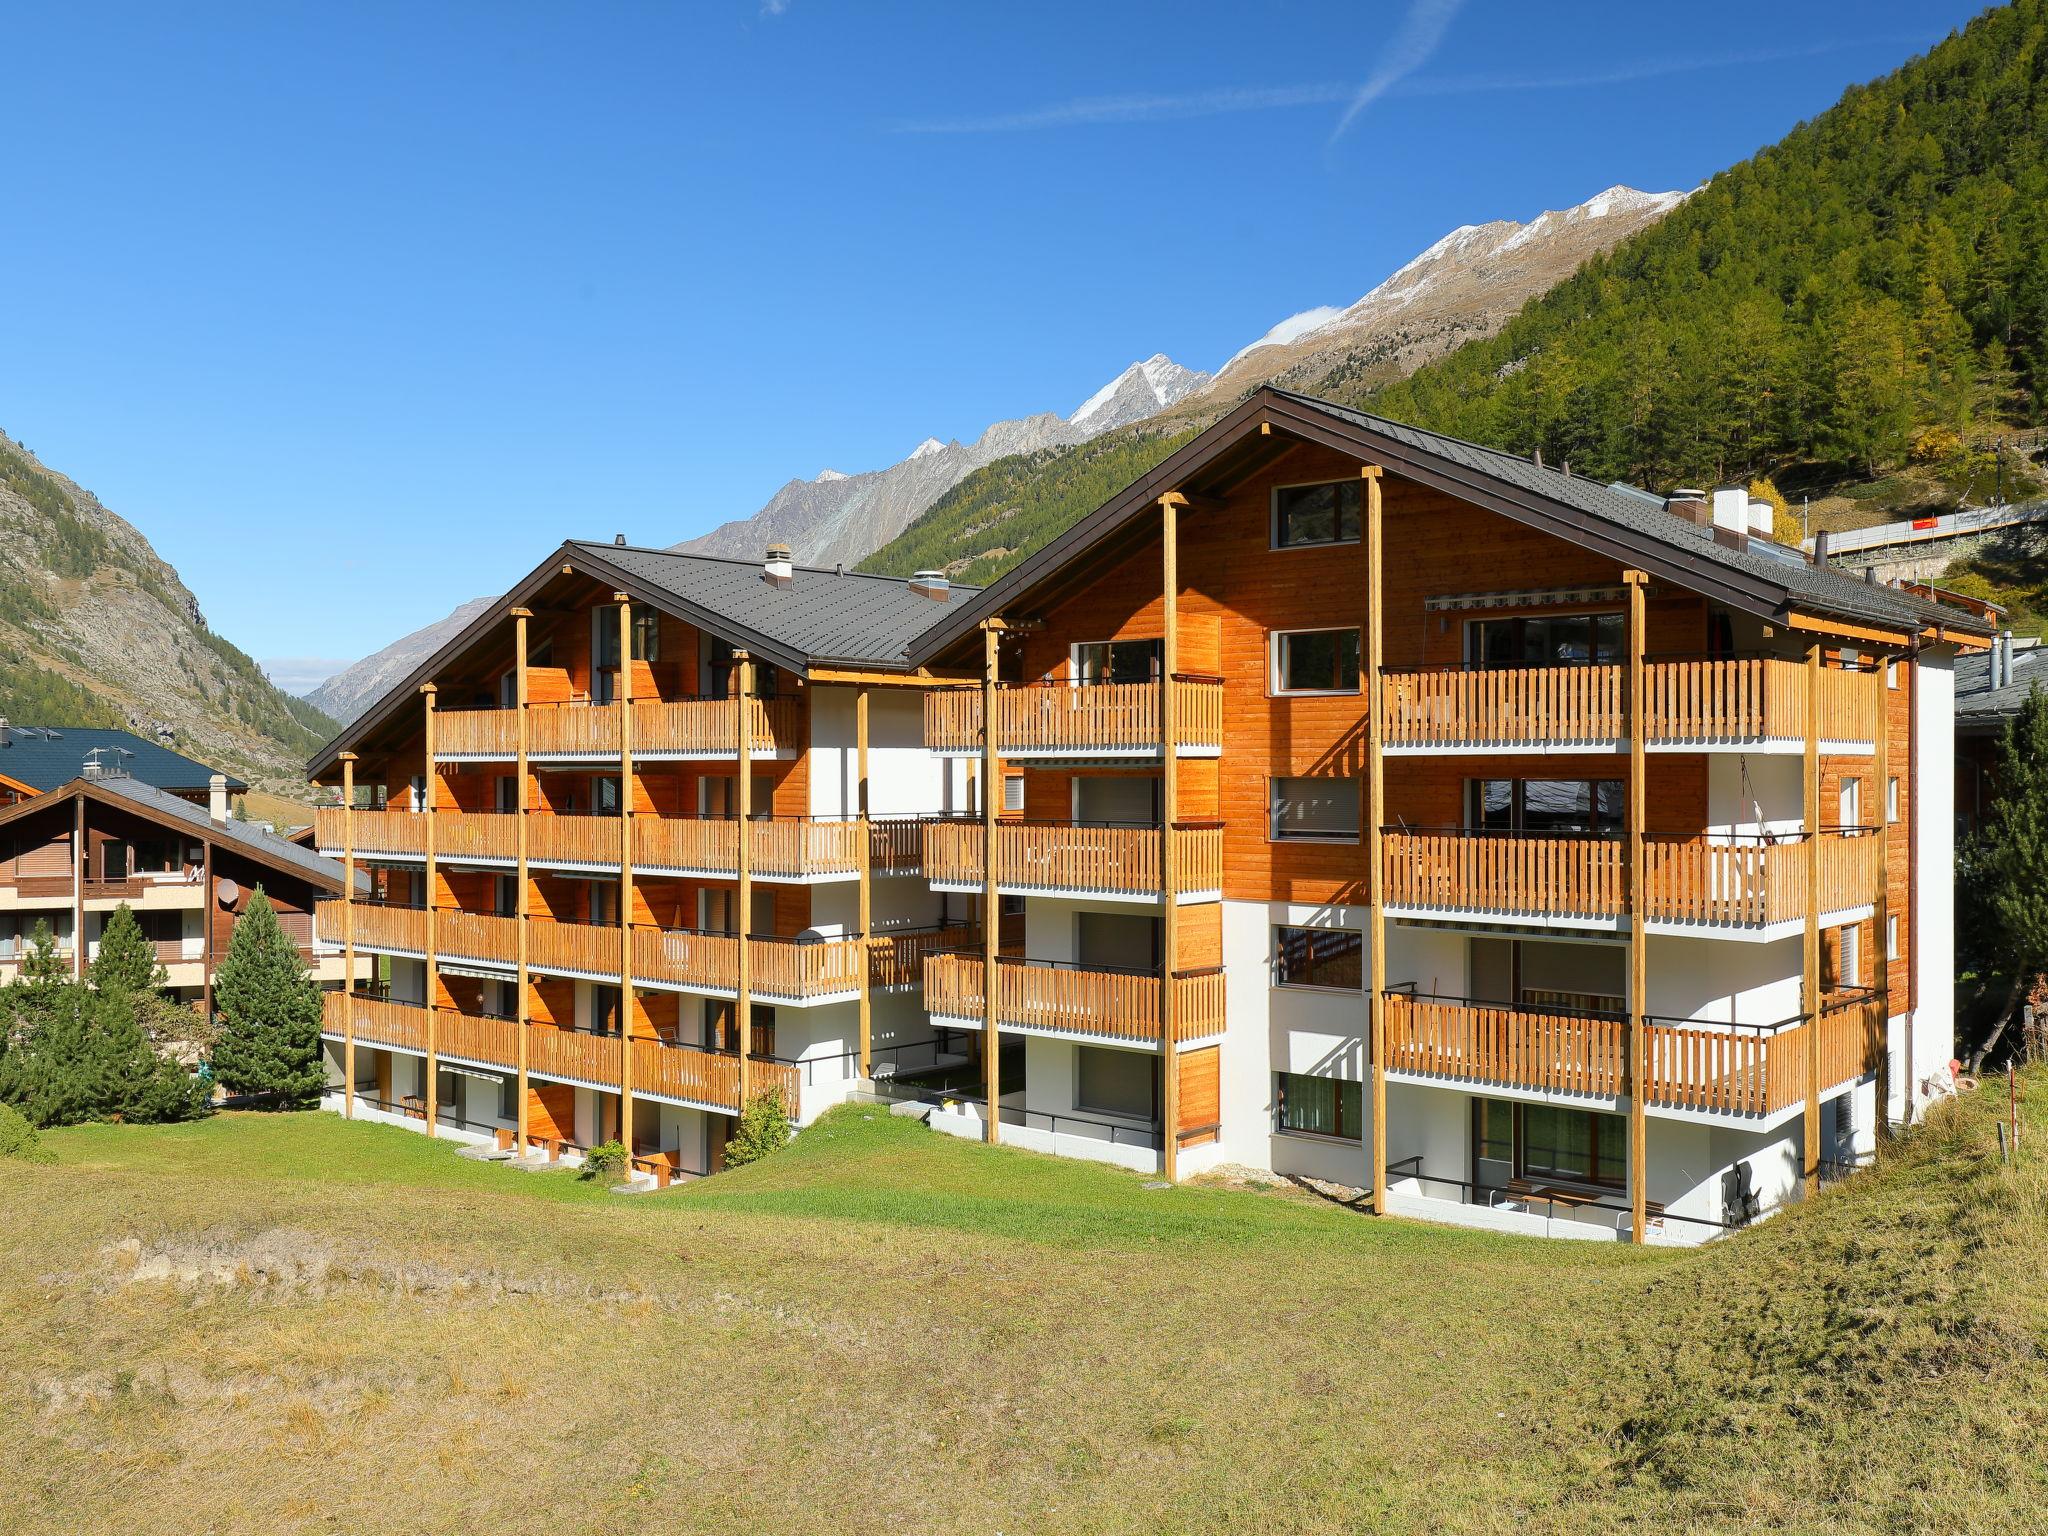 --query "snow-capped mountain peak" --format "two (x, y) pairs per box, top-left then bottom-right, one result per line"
(816, 468), (849, 482)
(1068, 353), (1212, 433)
(908, 437), (948, 460)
